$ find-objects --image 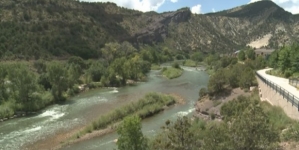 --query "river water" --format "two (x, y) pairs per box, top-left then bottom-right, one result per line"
(0, 66), (208, 150)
